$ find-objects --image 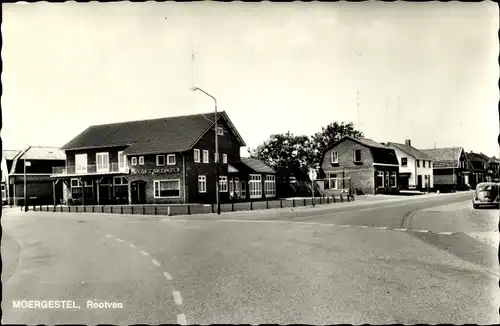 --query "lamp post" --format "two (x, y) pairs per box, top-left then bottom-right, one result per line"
(190, 86), (220, 214)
